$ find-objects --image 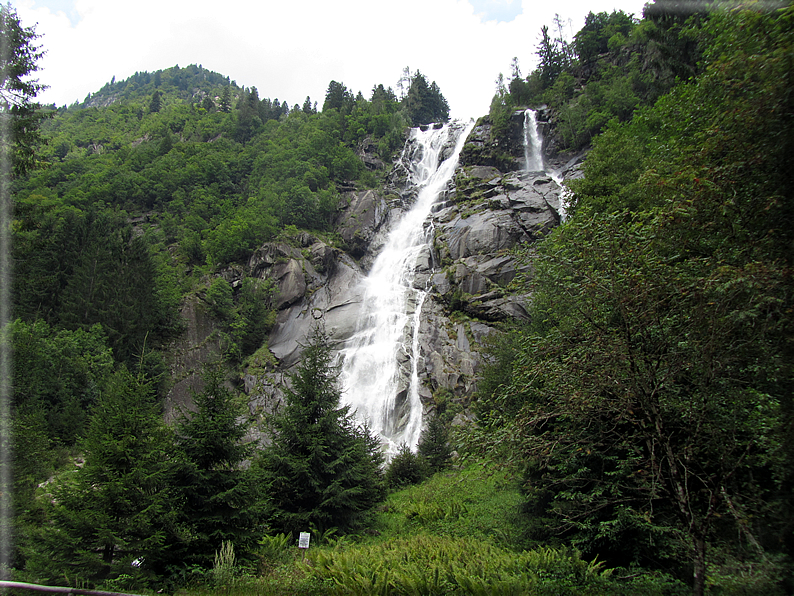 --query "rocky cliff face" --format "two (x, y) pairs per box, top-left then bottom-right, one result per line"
(165, 109), (585, 429)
